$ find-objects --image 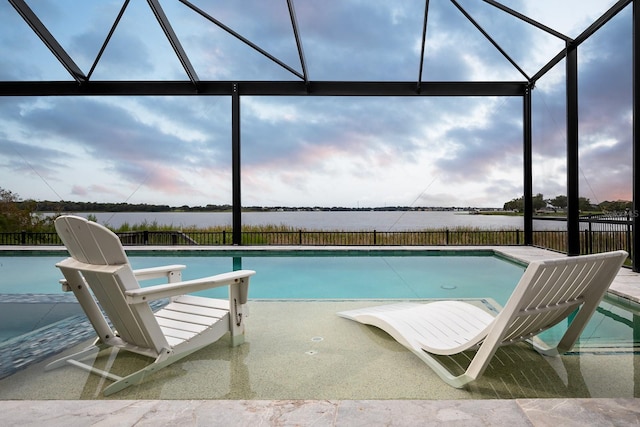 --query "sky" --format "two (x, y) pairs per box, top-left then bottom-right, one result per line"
(0, 0), (633, 208)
